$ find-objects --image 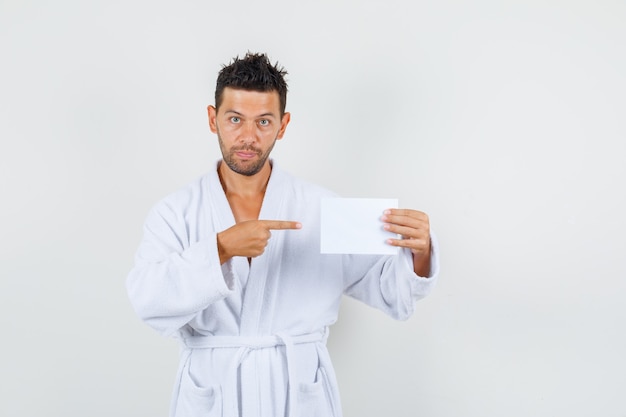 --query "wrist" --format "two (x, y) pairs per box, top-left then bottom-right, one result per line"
(412, 243), (431, 277)
(216, 232), (231, 264)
